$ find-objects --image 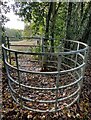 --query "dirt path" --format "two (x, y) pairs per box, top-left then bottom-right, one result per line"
(10, 40), (37, 45)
